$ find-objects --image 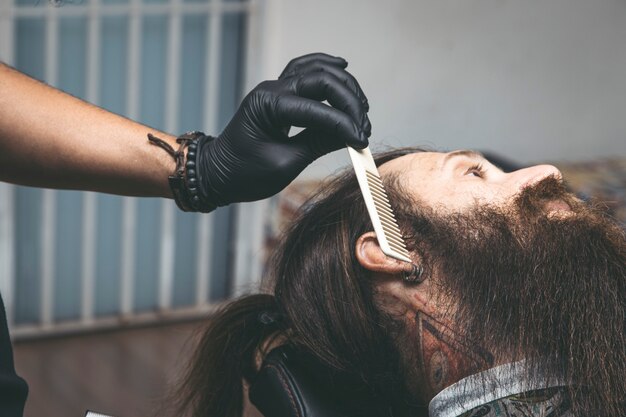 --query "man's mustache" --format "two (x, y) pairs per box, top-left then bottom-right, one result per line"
(514, 175), (581, 217)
